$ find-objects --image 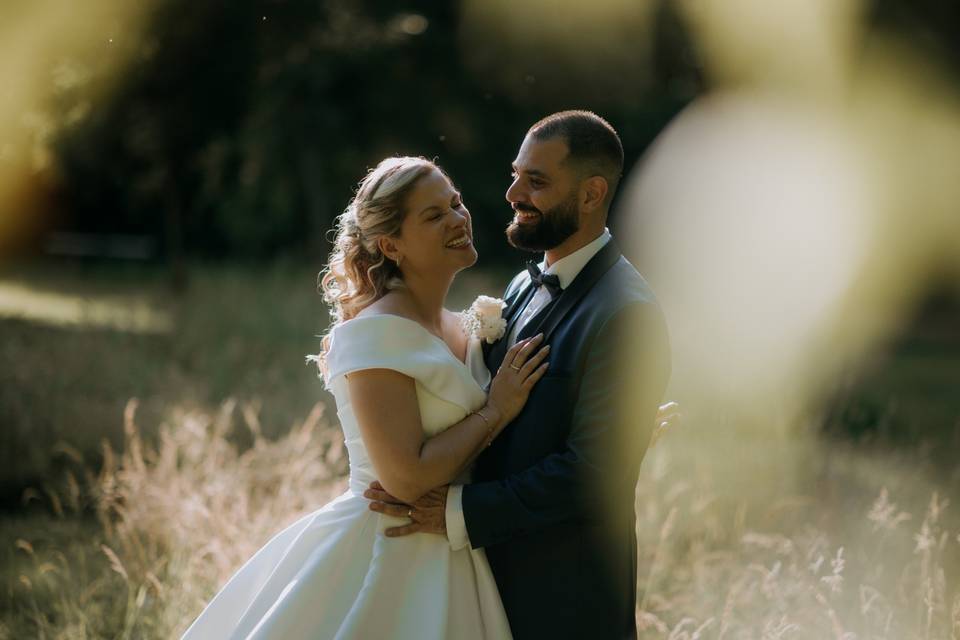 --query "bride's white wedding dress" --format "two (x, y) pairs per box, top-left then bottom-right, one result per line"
(182, 314), (511, 639)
